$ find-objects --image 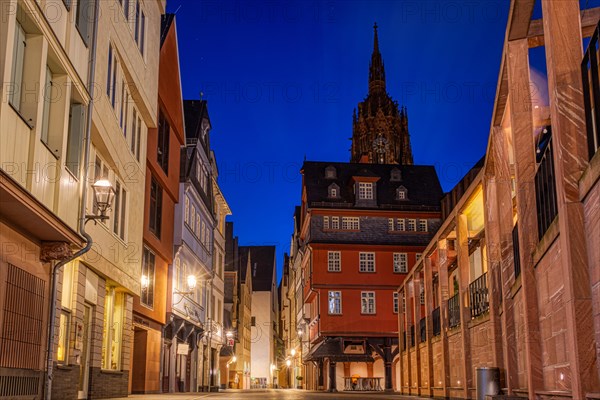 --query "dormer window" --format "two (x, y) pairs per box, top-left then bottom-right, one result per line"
(325, 166), (337, 179)
(358, 182), (373, 200)
(396, 186), (408, 200)
(390, 168), (402, 182)
(328, 183), (340, 198)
